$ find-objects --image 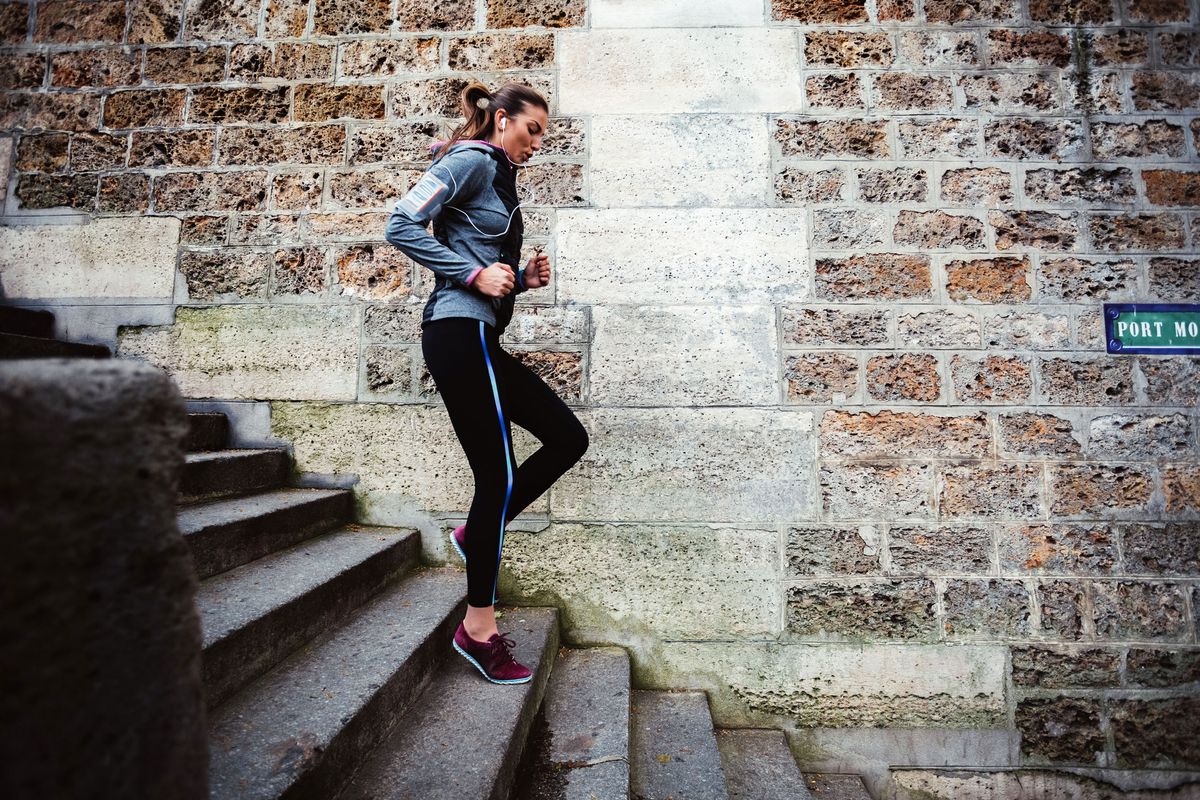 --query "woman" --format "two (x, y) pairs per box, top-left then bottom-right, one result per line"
(384, 82), (589, 685)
